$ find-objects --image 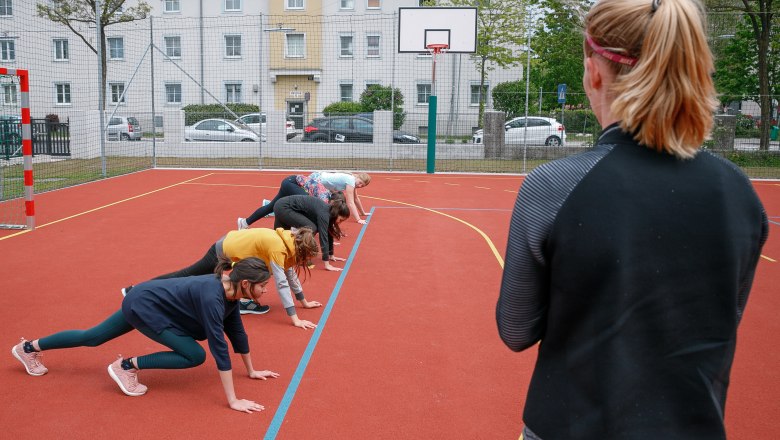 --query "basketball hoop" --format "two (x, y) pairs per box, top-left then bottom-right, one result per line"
(425, 43), (449, 56)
